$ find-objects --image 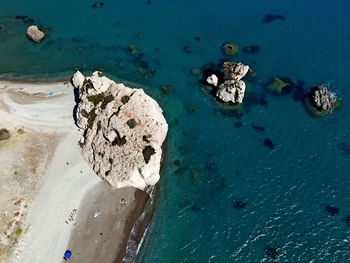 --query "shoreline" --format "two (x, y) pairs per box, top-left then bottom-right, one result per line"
(0, 77), (165, 263)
